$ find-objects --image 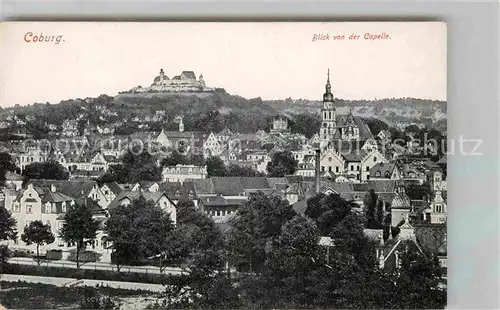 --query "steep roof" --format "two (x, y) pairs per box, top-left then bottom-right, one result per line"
(107, 190), (170, 209)
(370, 162), (398, 178)
(102, 181), (123, 195)
(159, 181), (196, 201)
(211, 177), (244, 196)
(181, 71), (197, 79)
(27, 179), (97, 200)
(41, 191), (74, 204)
(239, 177), (270, 190)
